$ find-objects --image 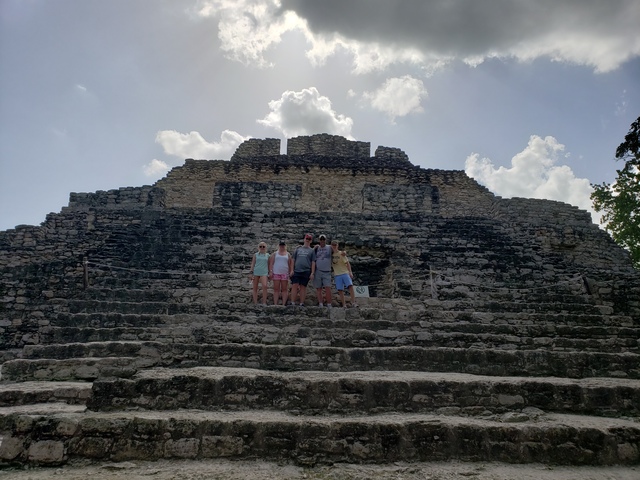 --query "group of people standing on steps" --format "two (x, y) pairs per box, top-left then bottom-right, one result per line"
(249, 233), (357, 308)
